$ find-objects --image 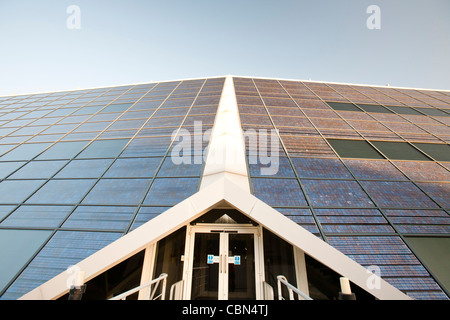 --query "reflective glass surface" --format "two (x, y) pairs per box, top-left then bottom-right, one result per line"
(236, 77), (450, 300)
